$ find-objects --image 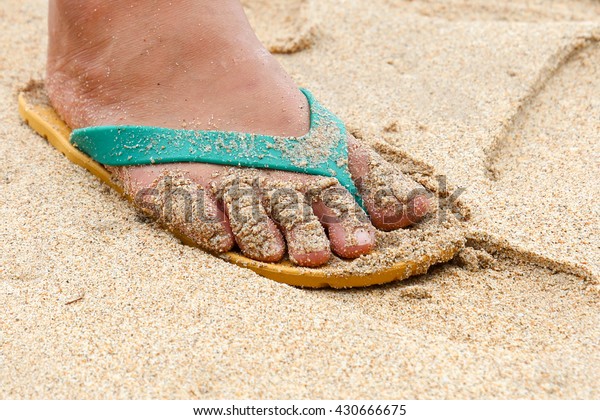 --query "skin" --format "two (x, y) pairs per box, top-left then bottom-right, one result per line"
(46, 0), (431, 267)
